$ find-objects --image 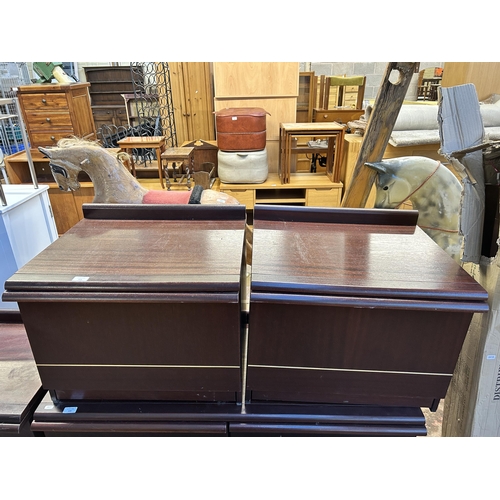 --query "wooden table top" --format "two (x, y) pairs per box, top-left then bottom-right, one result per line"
(161, 147), (195, 160)
(280, 122), (346, 133)
(251, 205), (488, 305)
(117, 136), (166, 146)
(5, 205), (247, 296)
